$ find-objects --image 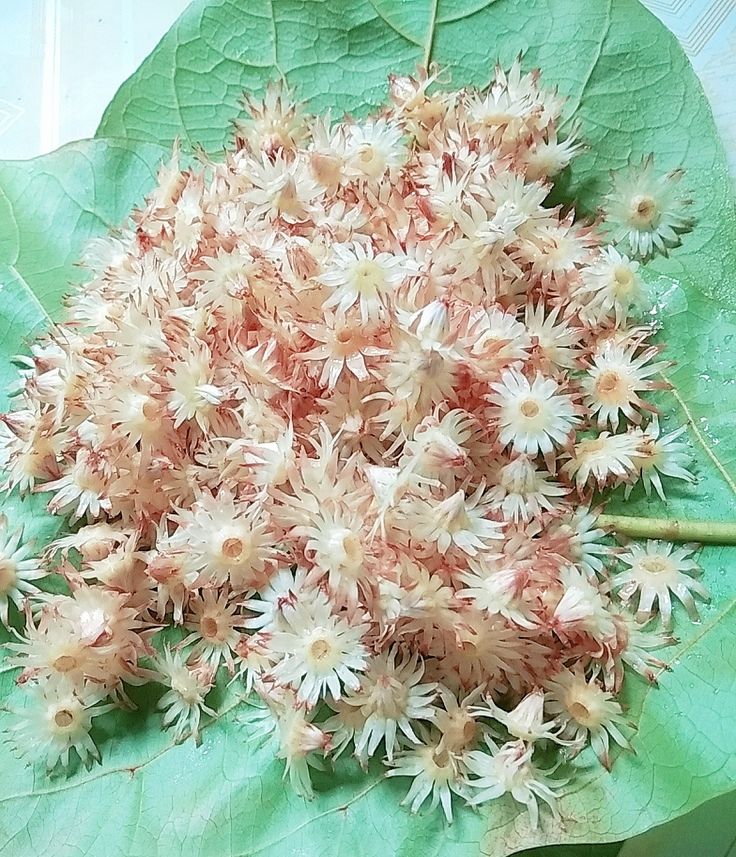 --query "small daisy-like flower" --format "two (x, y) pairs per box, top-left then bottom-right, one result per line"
(472, 688), (563, 744)
(320, 242), (413, 324)
(628, 416), (695, 500)
(488, 369), (578, 459)
(0, 518), (45, 625)
(465, 737), (565, 829)
(578, 246), (644, 324)
(386, 729), (471, 823)
(44, 448), (111, 519)
(486, 455), (567, 522)
(300, 313), (388, 388)
(553, 564), (616, 643)
(268, 591), (369, 707)
(156, 646), (216, 742)
(165, 343), (224, 432)
(261, 685), (330, 799)
(456, 558), (536, 629)
(235, 81), (310, 155)
(170, 490), (278, 590)
(614, 540), (709, 627)
(344, 118), (406, 180)
(242, 567), (311, 631)
(9, 676), (113, 770)
(583, 339), (666, 430)
(342, 646), (437, 761)
(292, 504), (369, 598)
(562, 431), (640, 491)
(545, 666), (631, 769)
(181, 589), (244, 673)
(603, 154), (694, 260)
(408, 485), (503, 556)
